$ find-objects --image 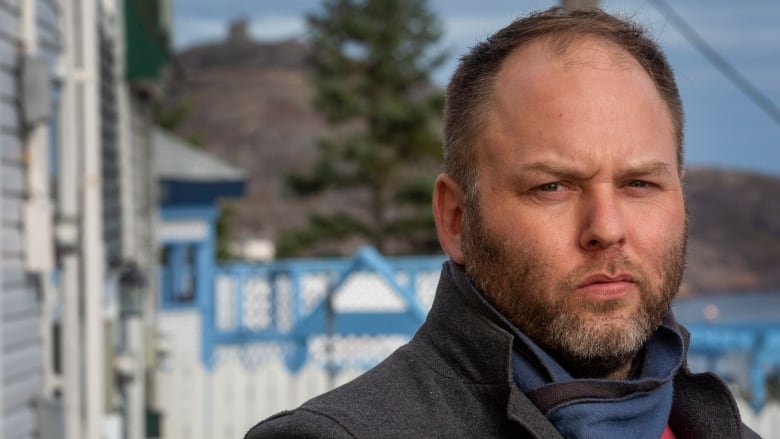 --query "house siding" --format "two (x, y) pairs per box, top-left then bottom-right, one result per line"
(0, 0), (61, 437)
(0, 0), (31, 434)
